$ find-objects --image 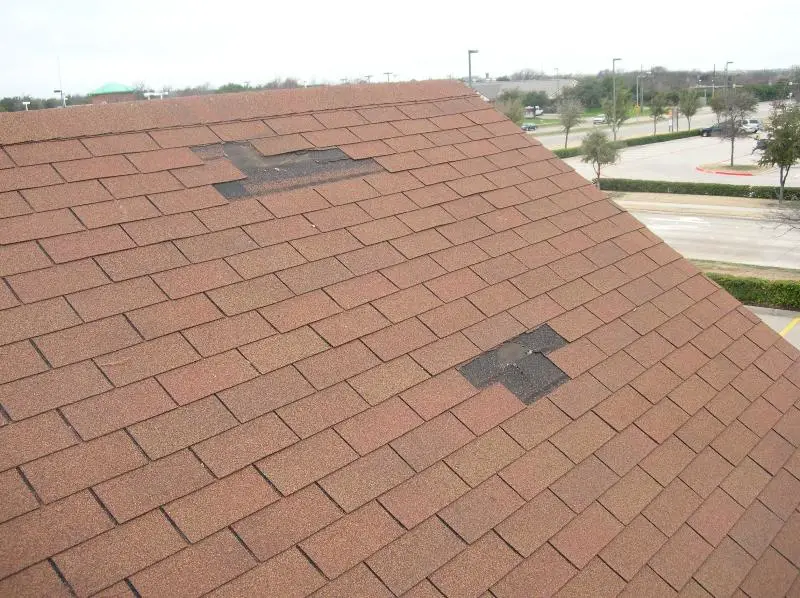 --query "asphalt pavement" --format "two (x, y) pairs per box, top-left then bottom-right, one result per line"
(618, 193), (800, 269)
(563, 135), (794, 187)
(532, 102), (773, 150)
